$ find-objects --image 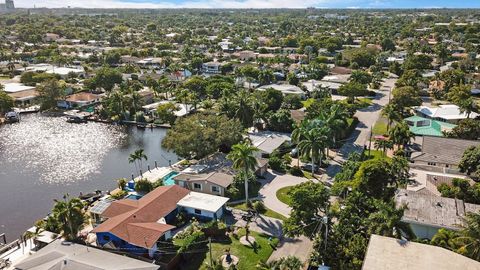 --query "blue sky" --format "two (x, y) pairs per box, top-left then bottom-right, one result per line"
(15, 0), (480, 9)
